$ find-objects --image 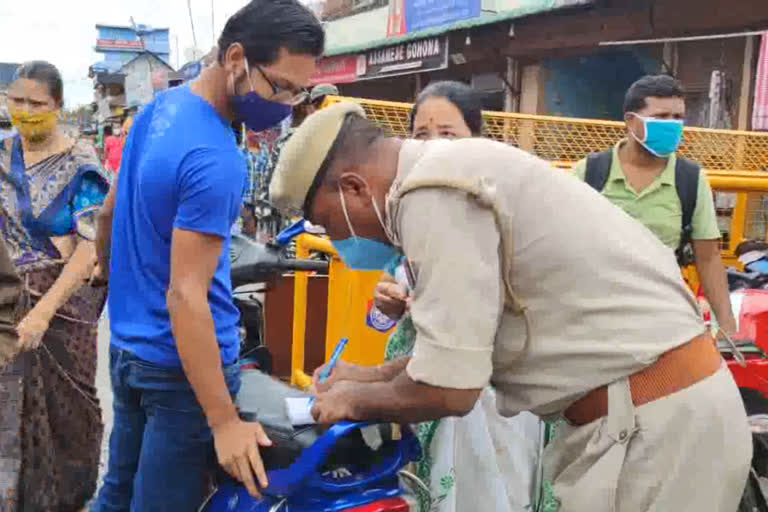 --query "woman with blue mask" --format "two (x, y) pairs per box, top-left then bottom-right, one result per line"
(343, 81), (544, 512)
